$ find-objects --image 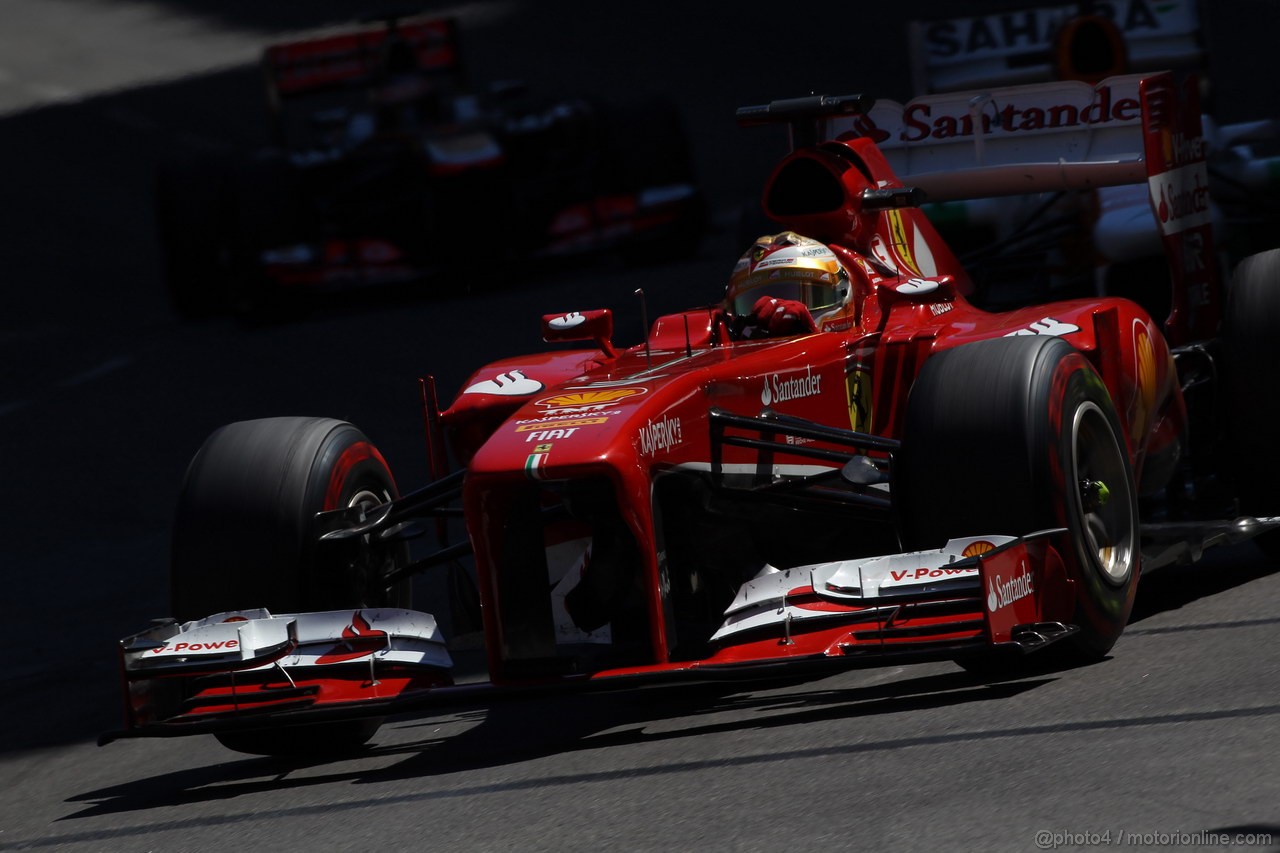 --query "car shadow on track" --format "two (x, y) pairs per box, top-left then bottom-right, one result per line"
(1128, 542), (1280, 626)
(371, 669), (1053, 778)
(63, 668), (1051, 820)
